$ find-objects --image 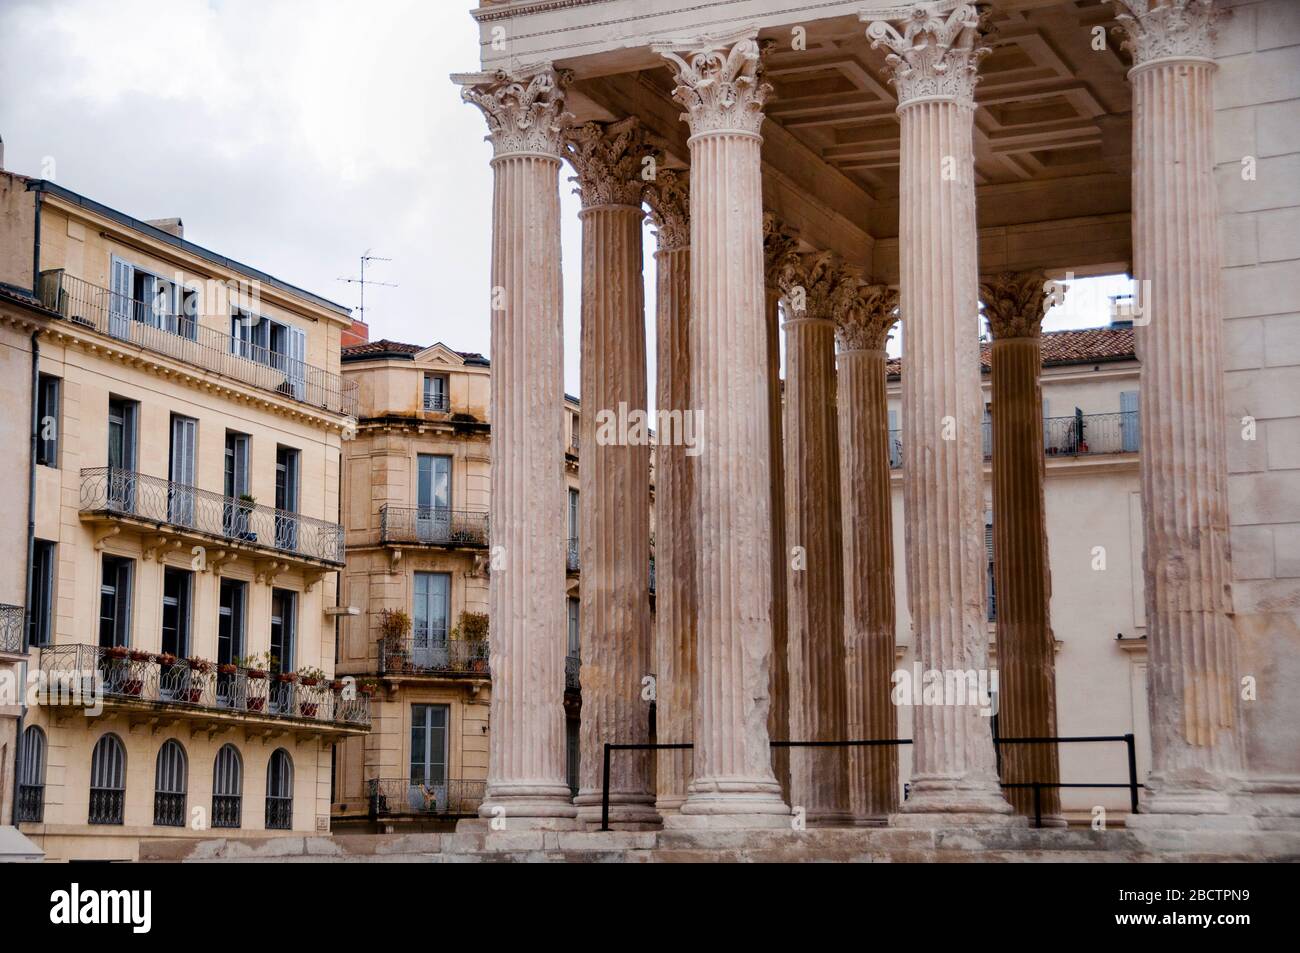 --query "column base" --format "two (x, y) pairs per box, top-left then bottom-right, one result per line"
(801, 810), (856, 828)
(573, 792), (661, 829)
(655, 794), (687, 817)
(671, 778), (791, 828)
(473, 781), (579, 830)
(851, 814), (892, 828)
(664, 812), (793, 831)
(895, 776), (1019, 827)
